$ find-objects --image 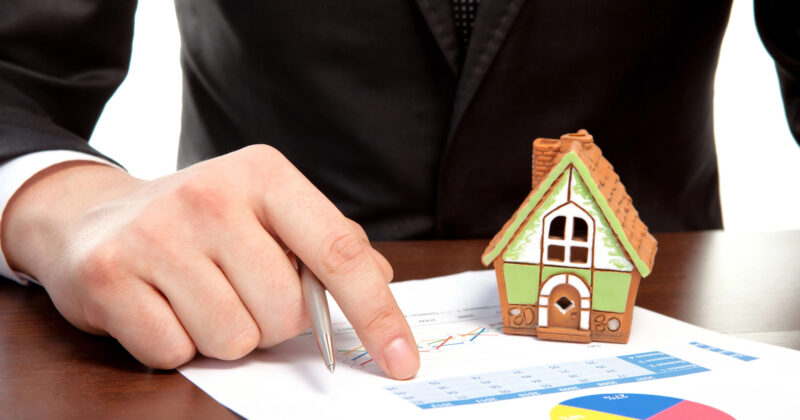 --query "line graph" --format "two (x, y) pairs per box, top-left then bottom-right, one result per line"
(332, 304), (505, 371)
(338, 325), (501, 369)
